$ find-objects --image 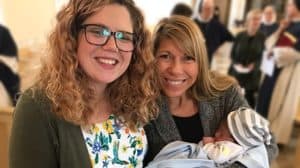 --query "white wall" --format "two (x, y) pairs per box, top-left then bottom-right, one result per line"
(135, 0), (192, 30)
(0, 0), (5, 24)
(228, 0), (246, 29)
(55, 0), (69, 12)
(1, 0), (57, 48)
(0, 0), (193, 48)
